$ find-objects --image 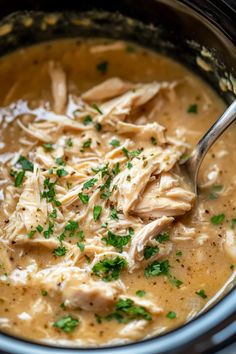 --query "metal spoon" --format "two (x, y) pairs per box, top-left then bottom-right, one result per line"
(183, 100), (236, 194)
